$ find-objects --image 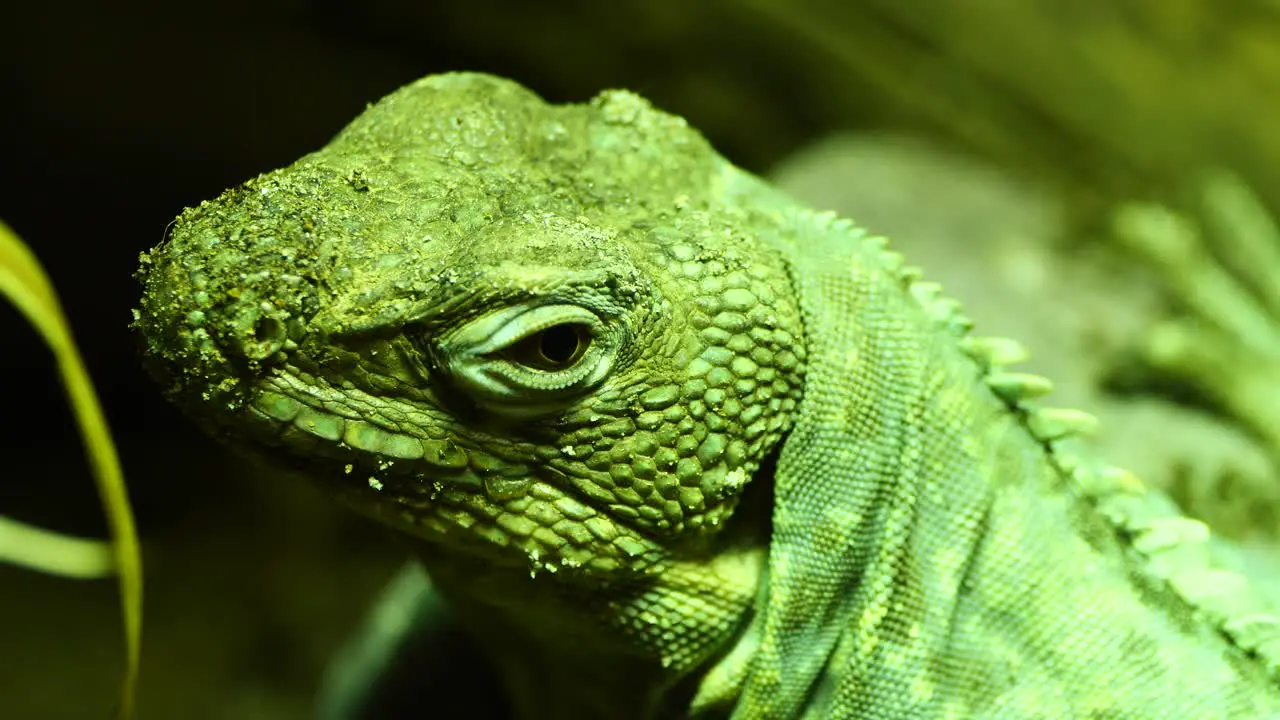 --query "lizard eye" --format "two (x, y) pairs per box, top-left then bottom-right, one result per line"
(503, 323), (591, 370)
(438, 304), (621, 416)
